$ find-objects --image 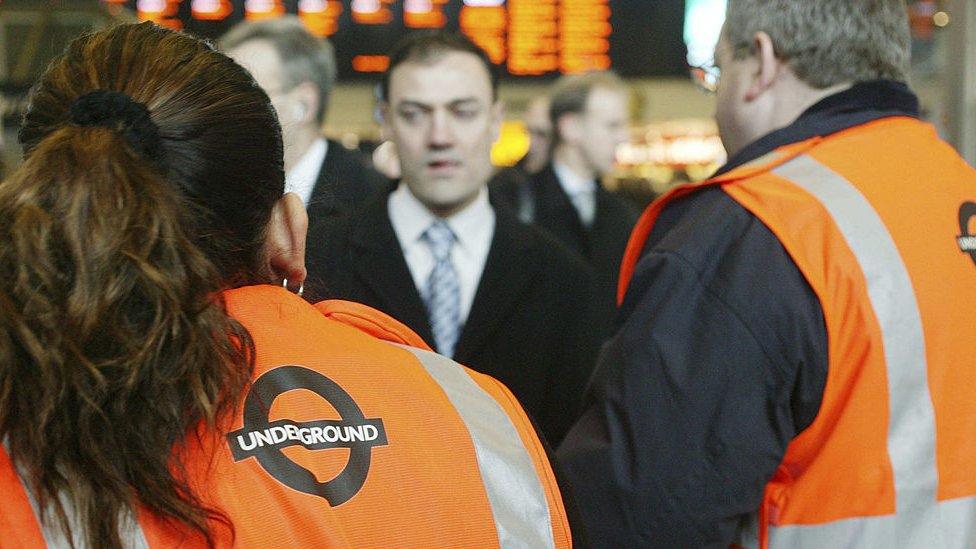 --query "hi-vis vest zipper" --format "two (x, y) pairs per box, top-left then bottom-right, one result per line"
(620, 116), (976, 549)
